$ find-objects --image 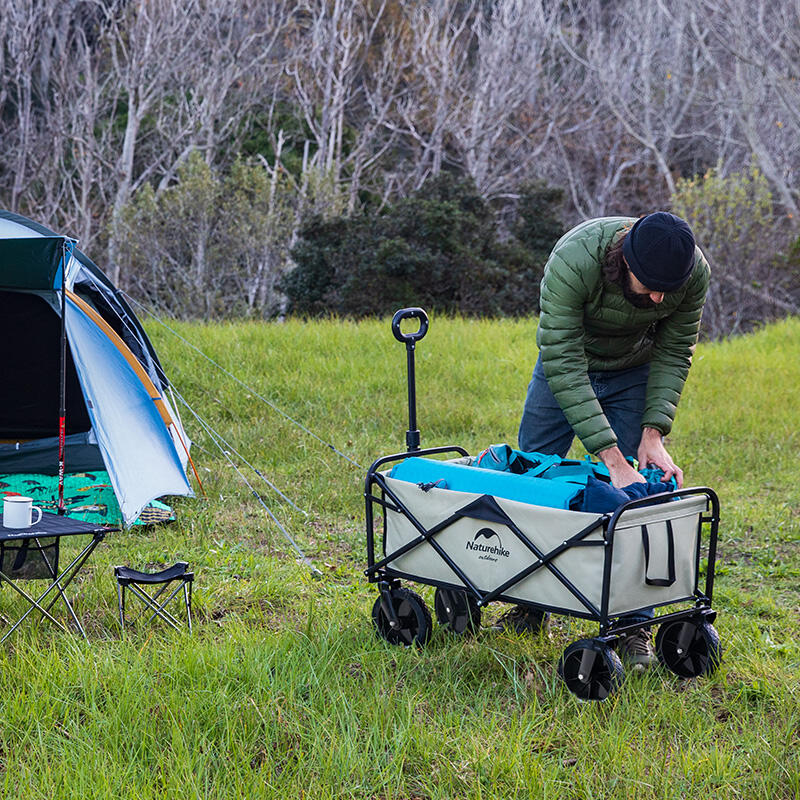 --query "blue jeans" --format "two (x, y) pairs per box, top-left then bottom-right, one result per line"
(518, 356), (654, 625)
(518, 356), (650, 460)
